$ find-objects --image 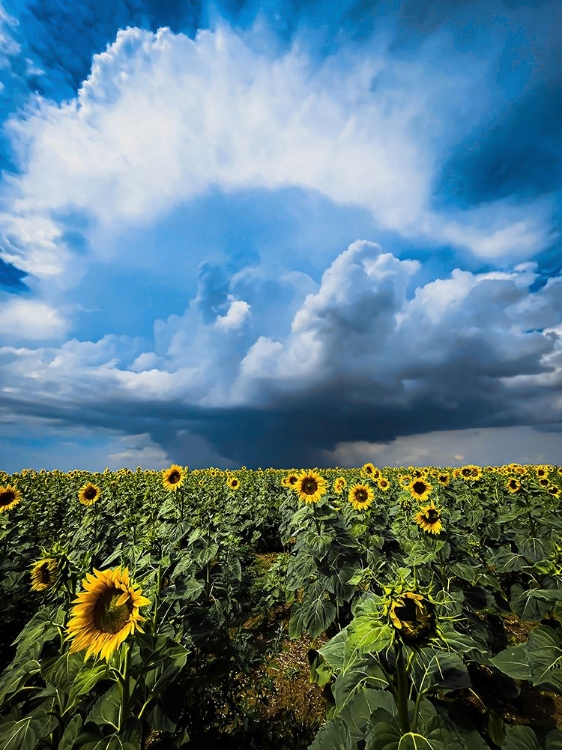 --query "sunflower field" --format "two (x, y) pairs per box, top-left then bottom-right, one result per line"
(1, 463), (562, 749)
